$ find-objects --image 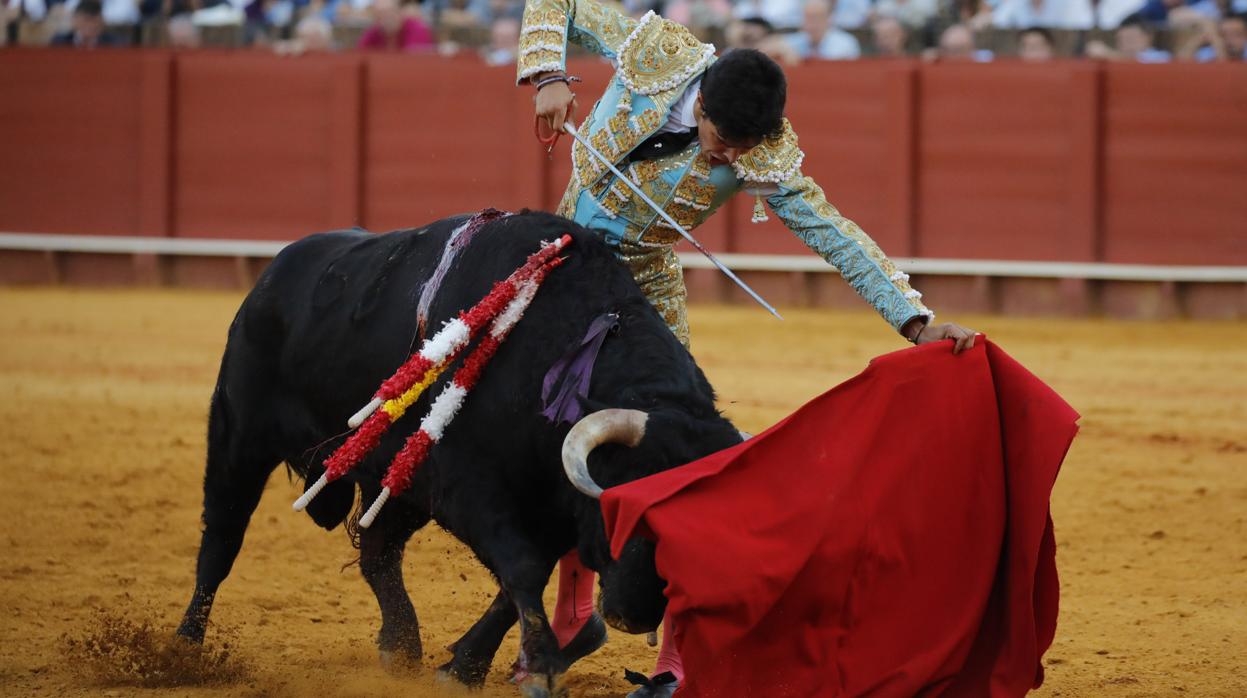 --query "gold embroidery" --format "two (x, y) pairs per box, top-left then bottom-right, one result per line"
(570, 0), (632, 48)
(614, 241), (689, 347)
(618, 13), (715, 96)
(517, 0), (639, 82)
(732, 118), (804, 184)
(631, 108), (663, 135)
(628, 154), (703, 244)
(555, 180), (578, 218)
(573, 107), (665, 189)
